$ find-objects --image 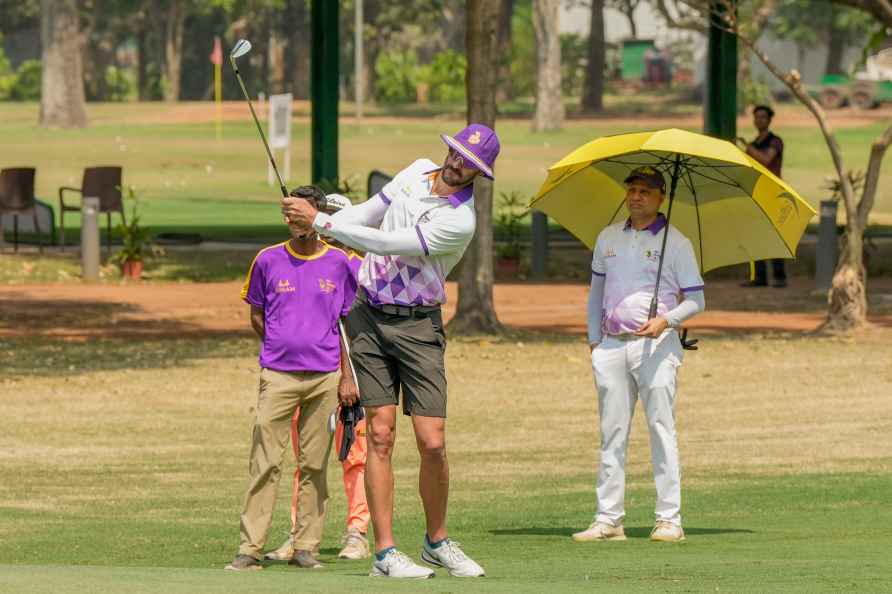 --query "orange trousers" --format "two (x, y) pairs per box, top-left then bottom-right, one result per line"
(289, 408), (369, 535)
